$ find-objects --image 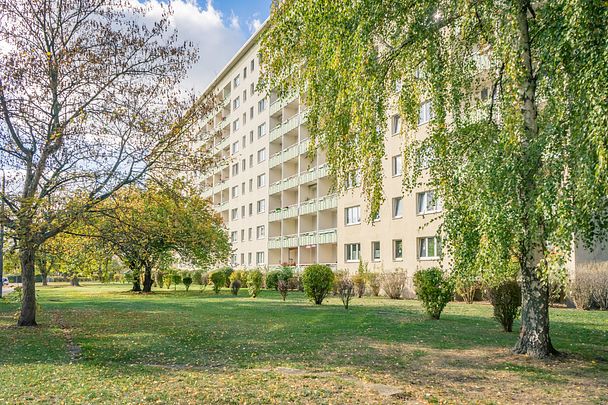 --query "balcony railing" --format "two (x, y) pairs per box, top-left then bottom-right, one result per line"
(269, 113), (301, 142)
(298, 228), (337, 246)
